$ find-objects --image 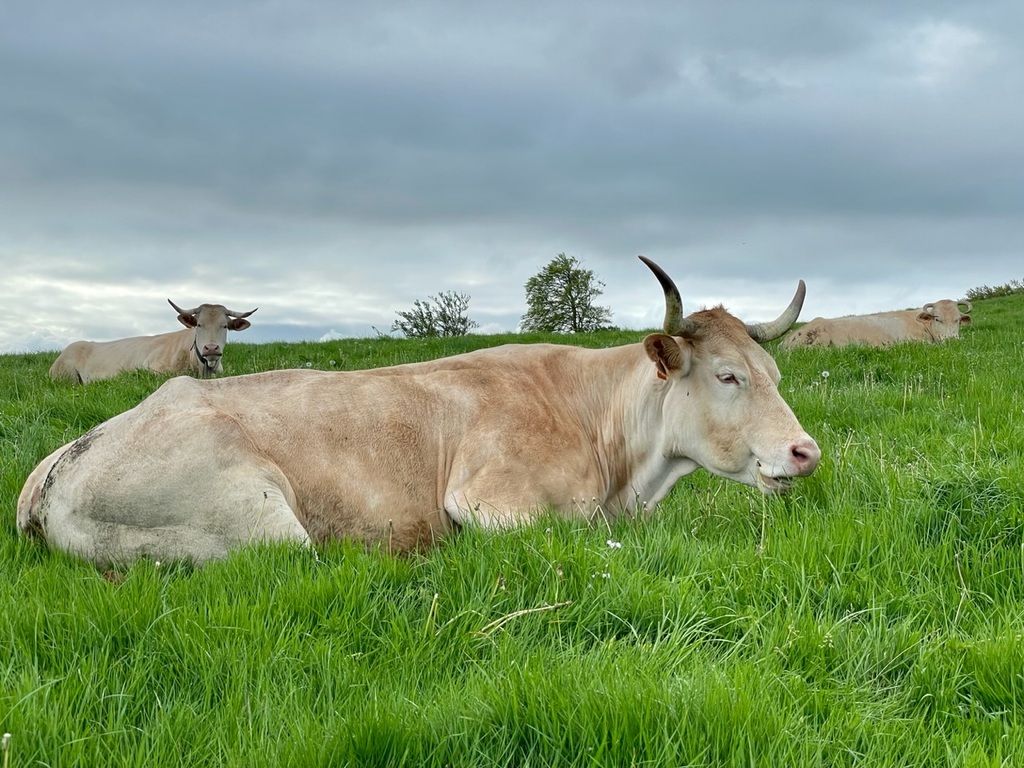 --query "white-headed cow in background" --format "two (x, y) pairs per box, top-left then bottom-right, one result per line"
(780, 299), (972, 350)
(19, 257), (820, 565)
(48, 300), (257, 384)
